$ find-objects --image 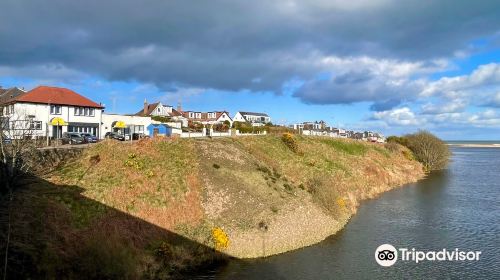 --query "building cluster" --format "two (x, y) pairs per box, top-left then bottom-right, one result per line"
(290, 120), (385, 143)
(0, 85), (271, 140)
(0, 85), (385, 143)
